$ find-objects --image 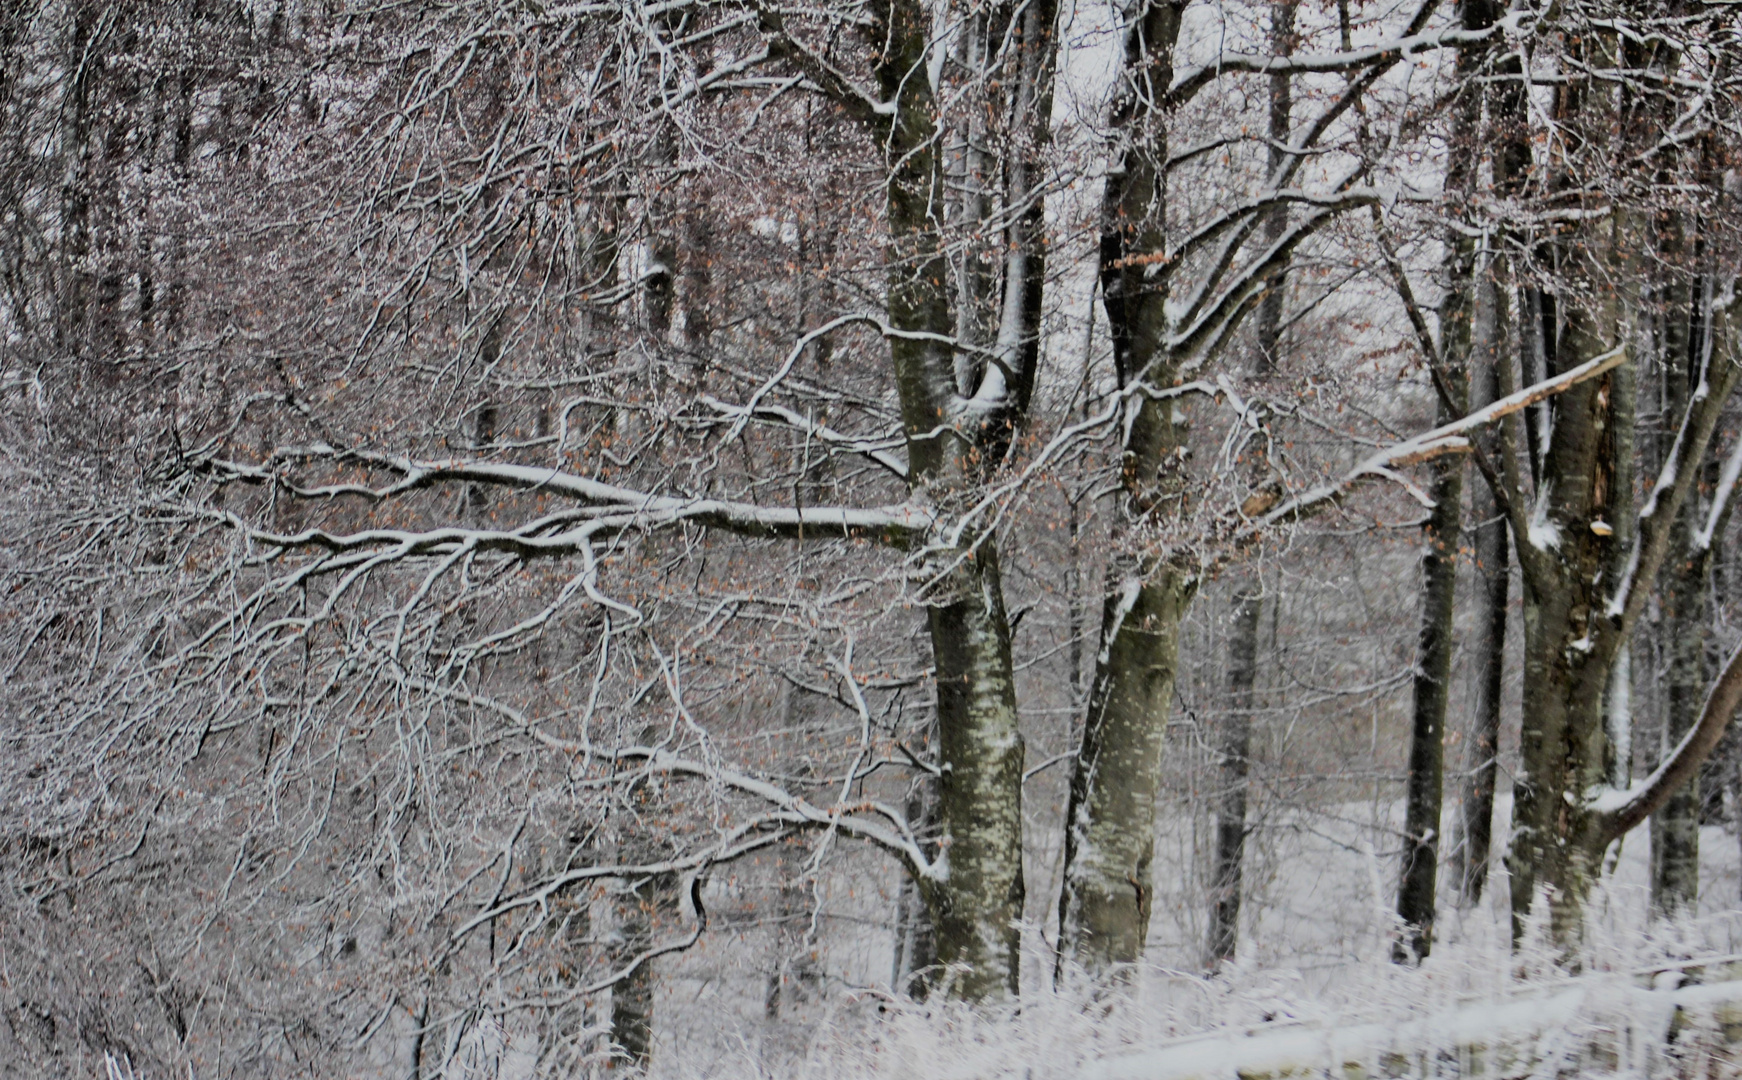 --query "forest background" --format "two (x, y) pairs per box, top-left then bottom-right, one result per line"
(5, 0), (1742, 1076)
